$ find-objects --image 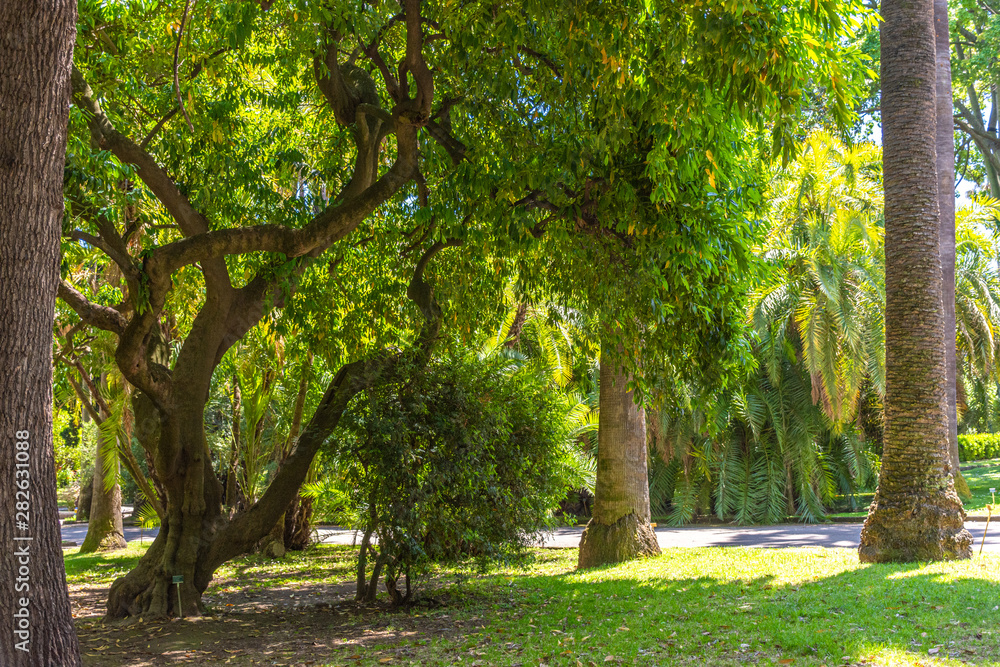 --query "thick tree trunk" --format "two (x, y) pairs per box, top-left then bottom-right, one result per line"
(859, 0), (973, 562)
(106, 240), (446, 617)
(106, 400), (226, 617)
(578, 348), (660, 568)
(935, 0), (971, 501)
(79, 438), (126, 553)
(0, 0), (81, 662)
